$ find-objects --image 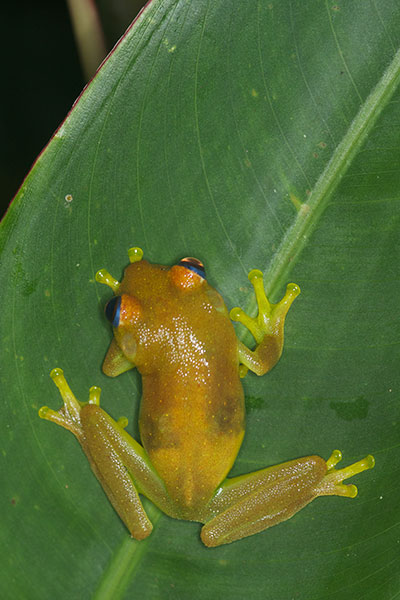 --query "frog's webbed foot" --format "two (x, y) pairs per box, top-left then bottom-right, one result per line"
(230, 270), (300, 376)
(39, 368), (129, 442)
(39, 368), (102, 442)
(314, 449), (375, 498)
